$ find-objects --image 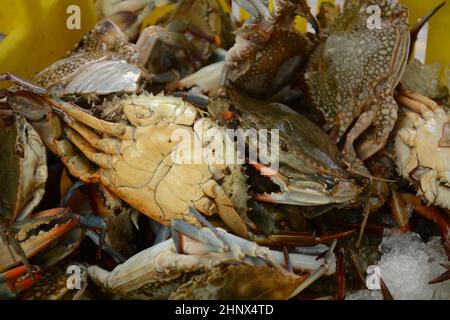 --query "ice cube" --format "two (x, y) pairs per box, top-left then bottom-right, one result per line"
(376, 232), (449, 300)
